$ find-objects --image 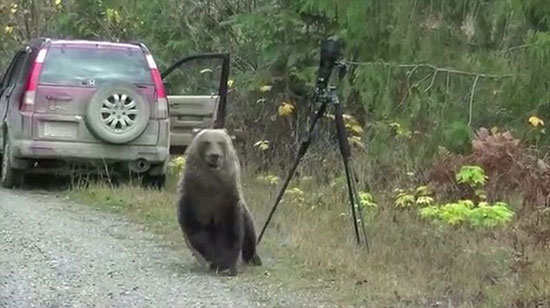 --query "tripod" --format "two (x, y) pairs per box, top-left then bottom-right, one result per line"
(256, 61), (370, 250)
